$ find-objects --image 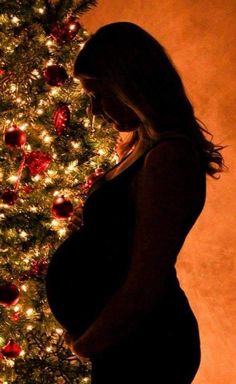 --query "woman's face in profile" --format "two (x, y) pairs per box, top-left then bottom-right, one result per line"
(78, 77), (140, 132)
